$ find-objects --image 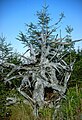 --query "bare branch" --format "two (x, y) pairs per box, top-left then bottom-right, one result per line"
(17, 87), (36, 104)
